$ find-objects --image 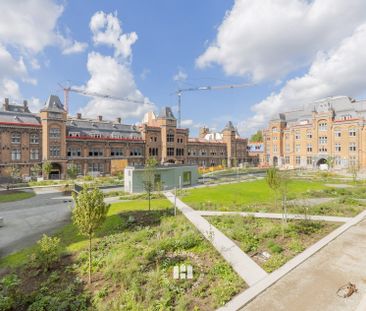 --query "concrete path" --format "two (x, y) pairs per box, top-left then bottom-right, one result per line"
(198, 211), (351, 223)
(0, 193), (71, 257)
(223, 211), (366, 311)
(325, 183), (354, 188)
(164, 192), (268, 286)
